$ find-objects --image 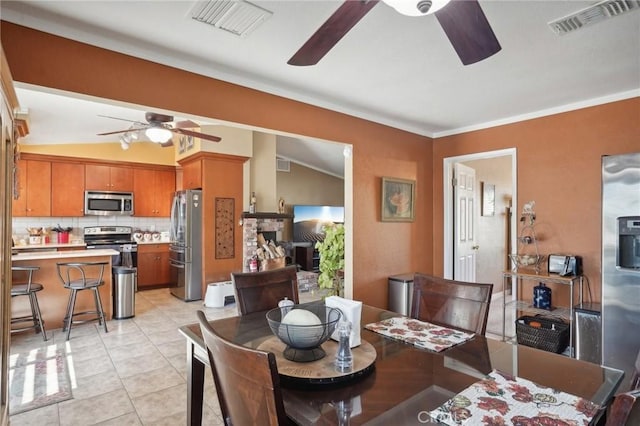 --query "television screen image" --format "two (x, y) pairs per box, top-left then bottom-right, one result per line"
(293, 205), (344, 243)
